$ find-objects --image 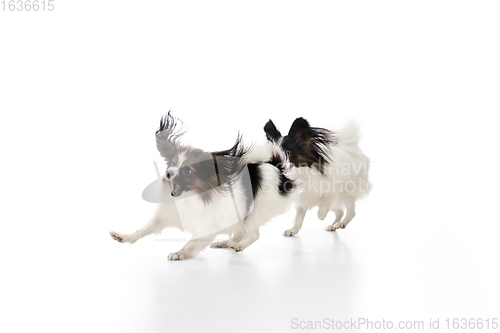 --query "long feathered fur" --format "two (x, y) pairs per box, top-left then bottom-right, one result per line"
(110, 113), (299, 260)
(263, 117), (370, 235)
(156, 111), (186, 161)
